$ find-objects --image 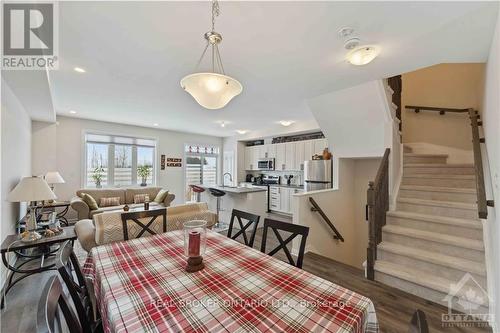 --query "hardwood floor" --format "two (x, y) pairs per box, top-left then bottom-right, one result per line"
(0, 228), (492, 333)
